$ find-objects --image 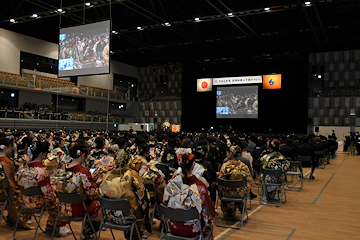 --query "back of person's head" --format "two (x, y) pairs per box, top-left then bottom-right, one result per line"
(181, 138), (192, 148)
(194, 145), (208, 159)
(19, 137), (33, 150)
(314, 137), (321, 142)
(53, 137), (63, 148)
(28, 141), (50, 160)
(0, 137), (12, 150)
(285, 138), (292, 146)
(179, 153), (195, 185)
(115, 138), (126, 148)
(69, 144), (88, 159)
(137, 143), (149, 155)
(94, 137), (104, 149)
(167, 138), (176, 148)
